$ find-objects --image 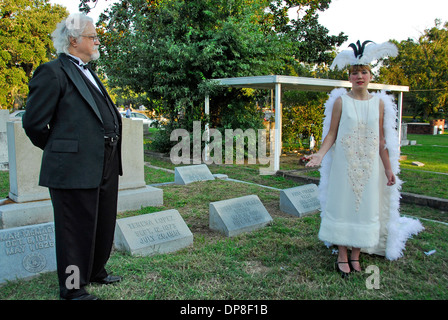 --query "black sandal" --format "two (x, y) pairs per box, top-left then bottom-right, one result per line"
(349, 259), (361, 273)
(335, 261), (350, 278)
